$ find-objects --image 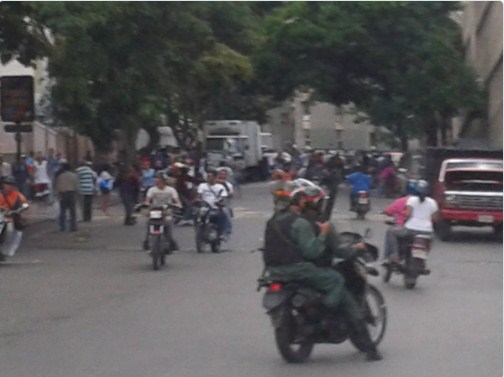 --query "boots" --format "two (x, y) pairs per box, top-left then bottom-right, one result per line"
(351, 321), (383, 361)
